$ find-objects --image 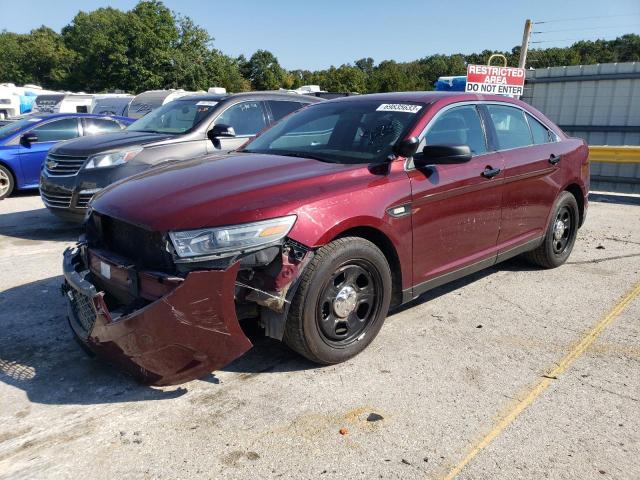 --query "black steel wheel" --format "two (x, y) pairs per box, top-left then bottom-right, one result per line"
(551, 205), (574, 255)
(284, 237), (392, 364)
(524, 191), (579, 268)
(316, 261), (382, 347)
